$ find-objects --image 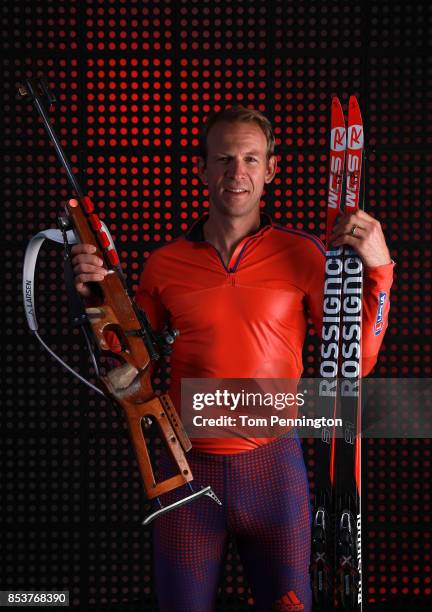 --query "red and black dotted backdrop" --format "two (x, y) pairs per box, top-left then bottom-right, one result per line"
(1, 0), (431, 610)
